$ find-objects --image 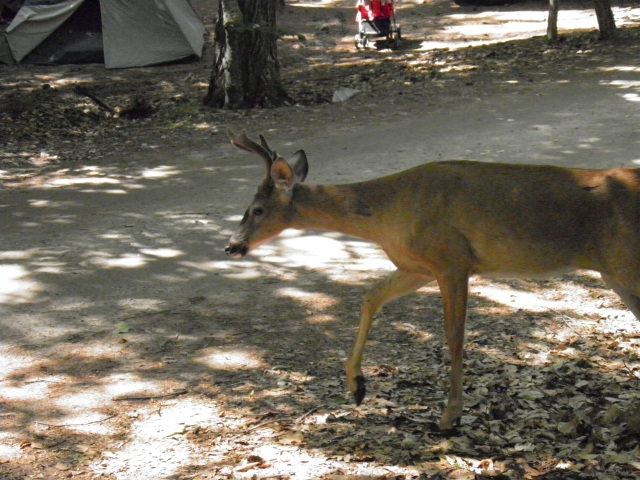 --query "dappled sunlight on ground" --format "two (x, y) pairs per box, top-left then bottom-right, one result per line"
(0, 263), (42, 304)
(91, 399), (223, 479)
(1, 1), (640, 476)
(250, 230), (395, 282)
(197, 347), (266, 371)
